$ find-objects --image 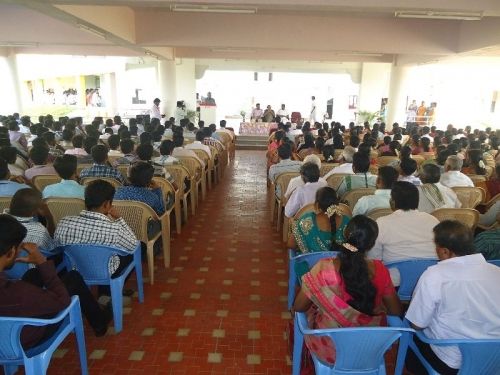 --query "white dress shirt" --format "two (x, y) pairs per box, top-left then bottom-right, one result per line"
(277, 109), (289, 121)
(352, 189), (391, 216)
(406, 254), (500, 369)
(323, 163), (354, 179)
(172, 147), (205, 168)
(439, 171), (474, 188)
(285, 176), (327, 199)
(185, 141), (212, 158)
(418, 183), (461, 213)
(150, 104), (161, 120)
(398, 175), (422, 186)
(284, 180), (328, 218)
(368, 209), (439, 285)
